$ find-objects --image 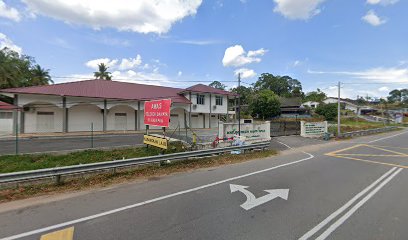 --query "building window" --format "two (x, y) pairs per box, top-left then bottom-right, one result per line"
(215, 96), (223, 106)
(115, 113), (127, 116)
(197, 94), (205, 105)
(191, 114), (199, 118)
(0, 112), (12, 119)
